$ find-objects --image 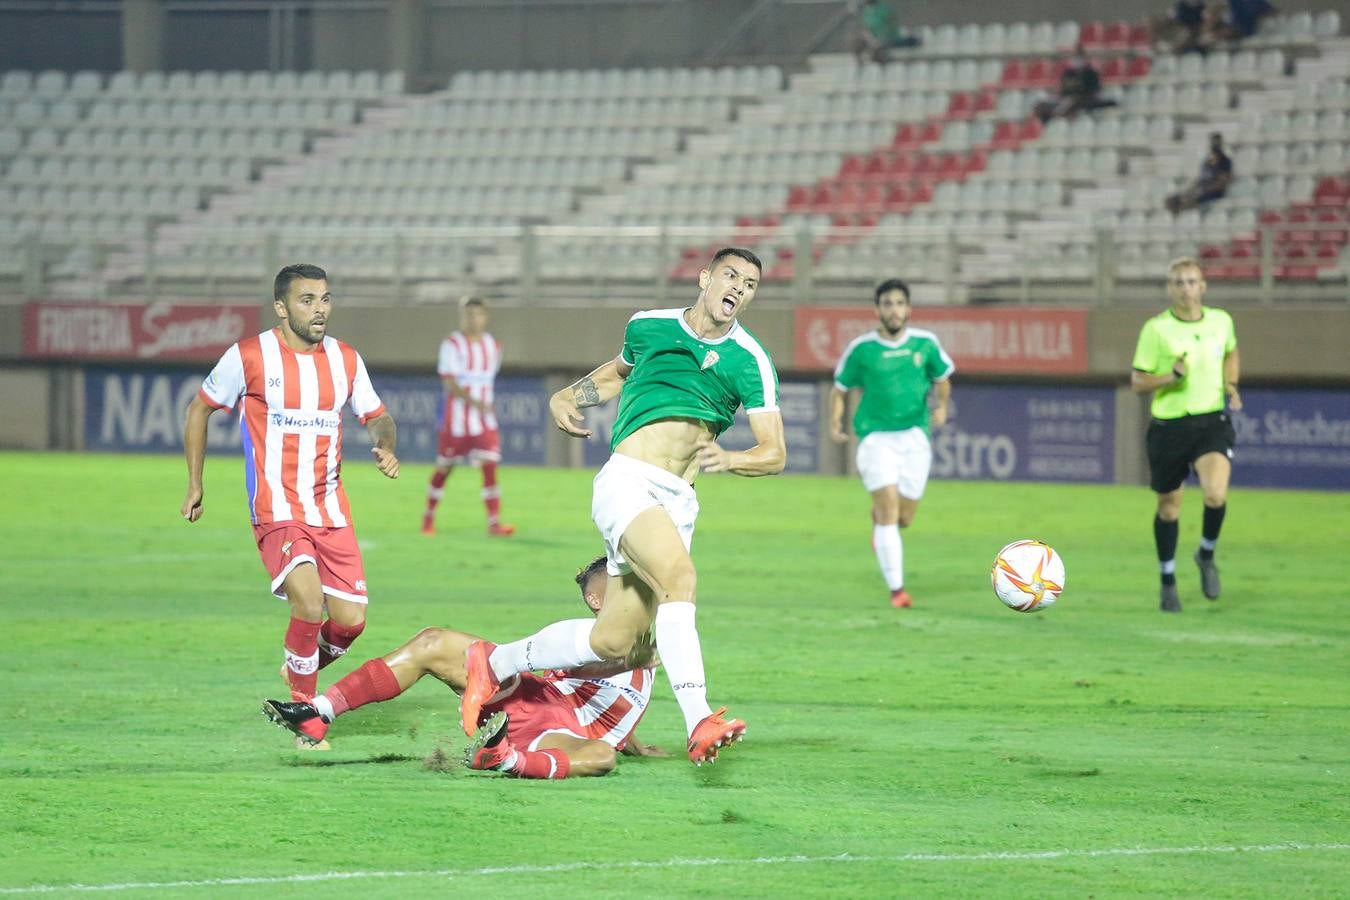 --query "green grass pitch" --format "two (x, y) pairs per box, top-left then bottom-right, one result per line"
(2, 451), (1347, 897)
